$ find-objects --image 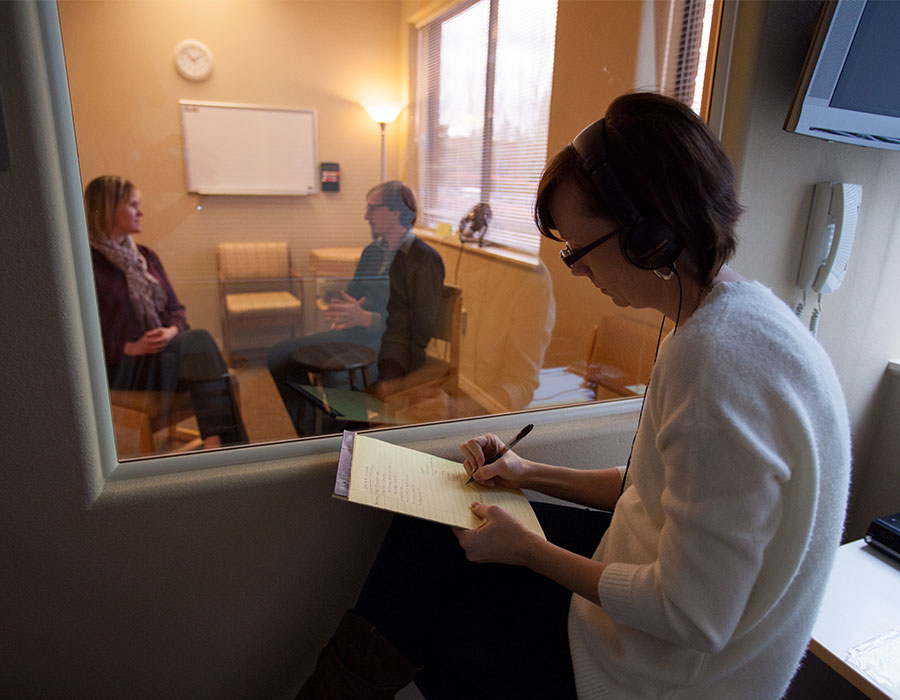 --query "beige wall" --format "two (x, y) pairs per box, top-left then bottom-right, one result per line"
(60, 0), (409, 340)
